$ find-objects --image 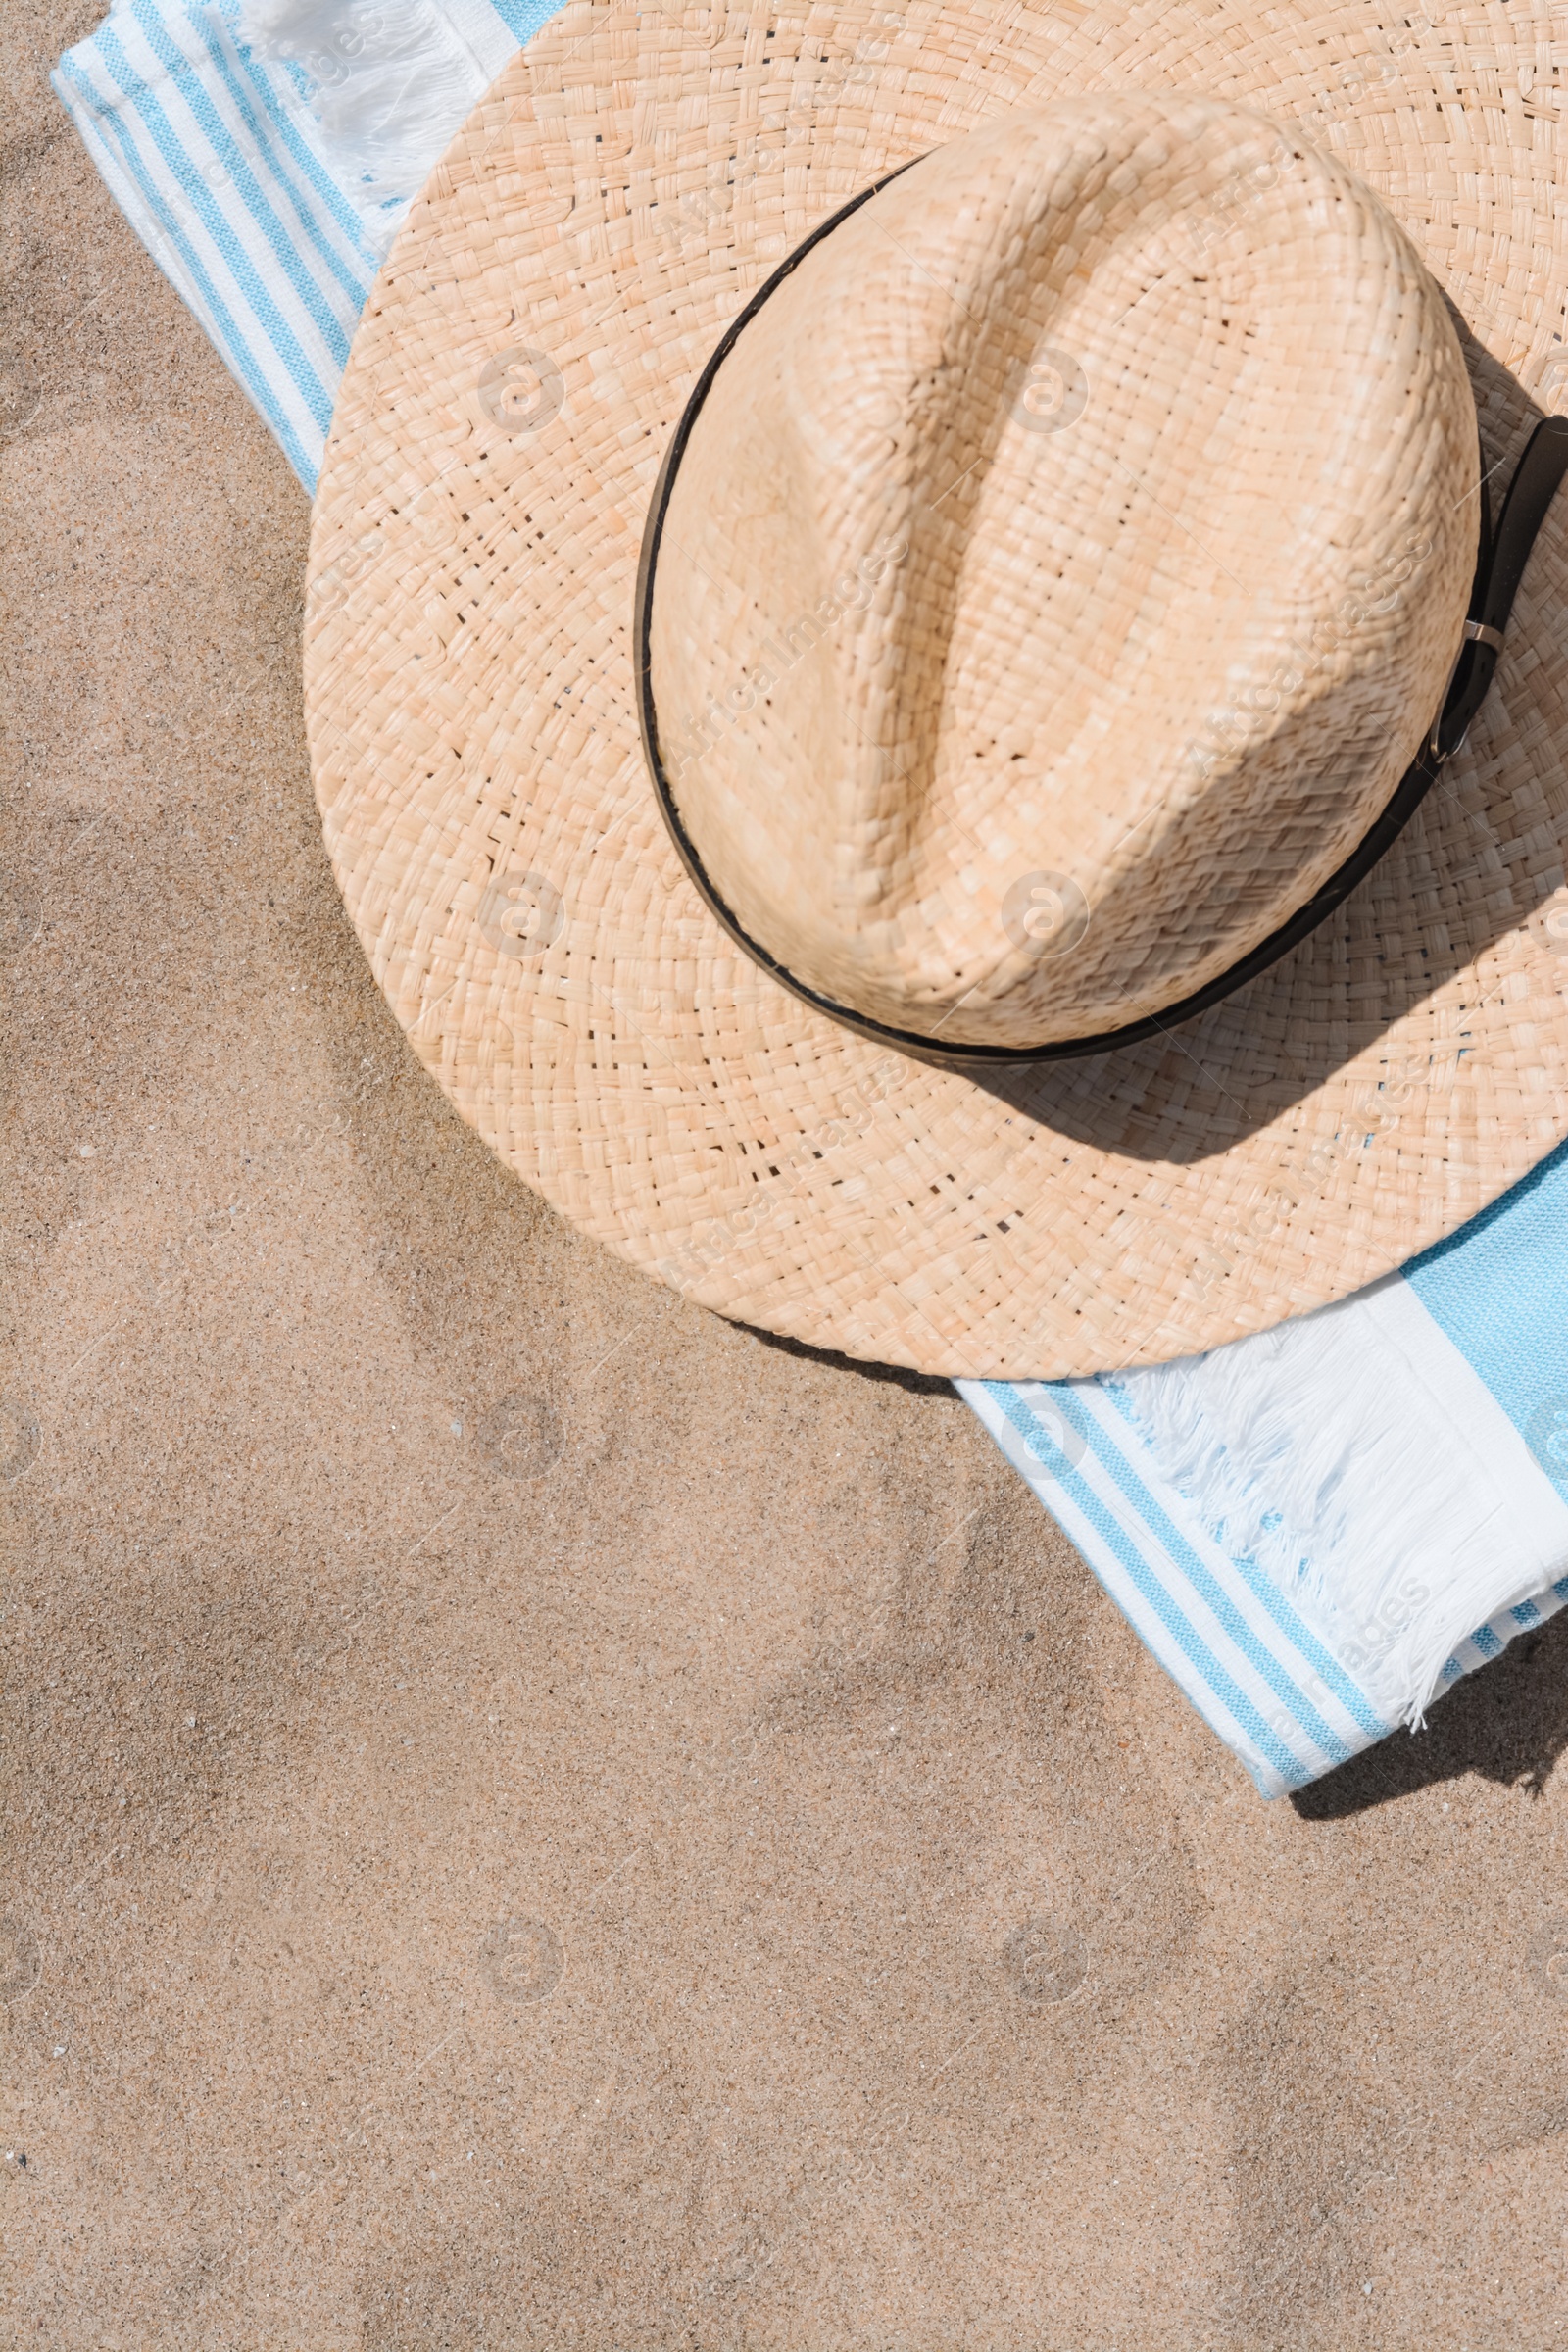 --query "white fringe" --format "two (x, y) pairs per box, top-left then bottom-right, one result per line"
(1107, 1275), (1568, 1730)
(237, 0), (501, 252)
